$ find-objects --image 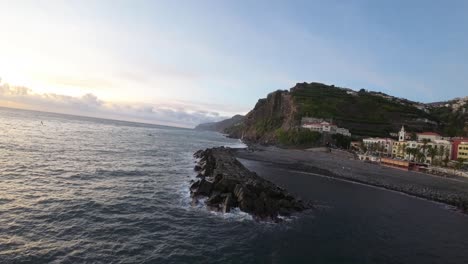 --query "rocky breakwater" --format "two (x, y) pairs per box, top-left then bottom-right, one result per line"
(190, 147), (309, 221)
